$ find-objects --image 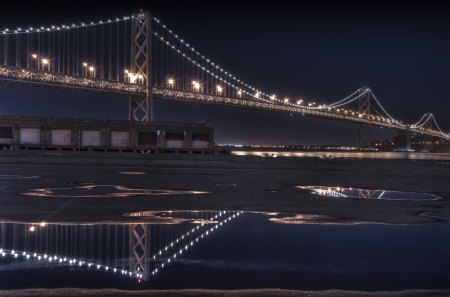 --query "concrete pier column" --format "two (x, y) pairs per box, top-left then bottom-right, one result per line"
(397, 129), (411, 150)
